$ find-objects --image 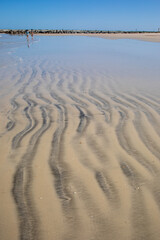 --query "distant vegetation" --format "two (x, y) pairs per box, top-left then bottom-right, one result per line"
(0, 29), (159, 35)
